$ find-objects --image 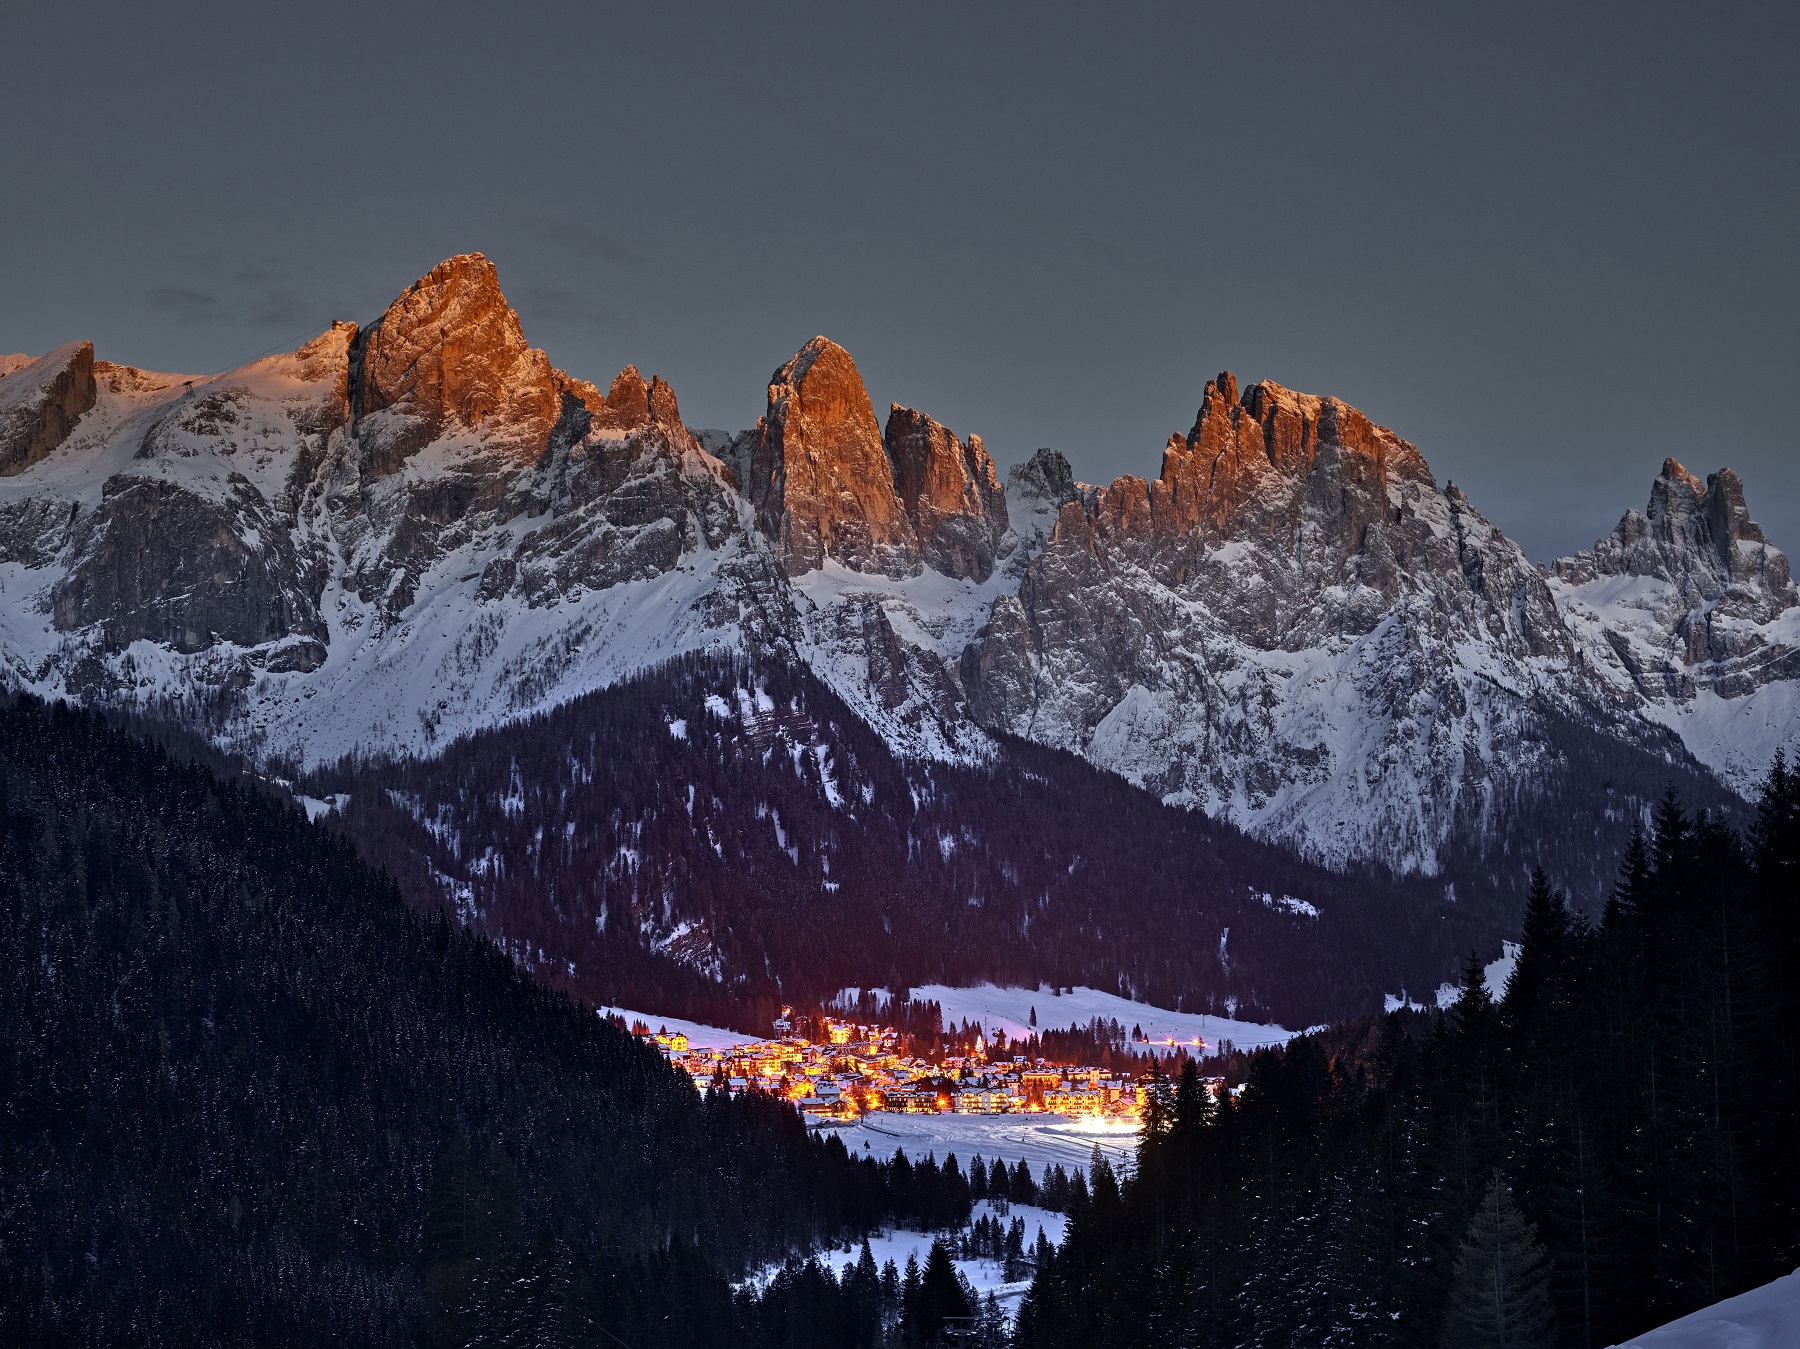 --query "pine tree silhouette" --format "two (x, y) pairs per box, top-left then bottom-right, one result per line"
(1441, 1175), (1555, 1349)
